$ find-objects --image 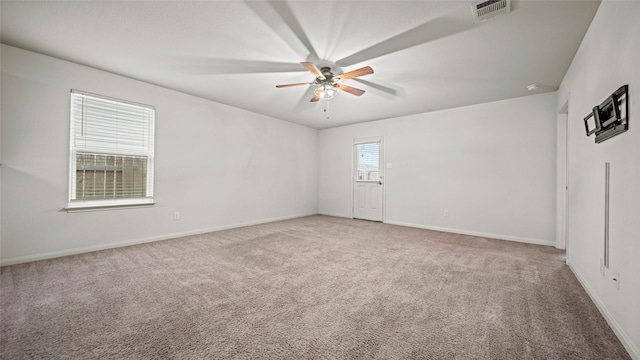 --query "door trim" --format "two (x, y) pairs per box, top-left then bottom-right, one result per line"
(557, 94), (570, 255)
(352, 136), (385, 222)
